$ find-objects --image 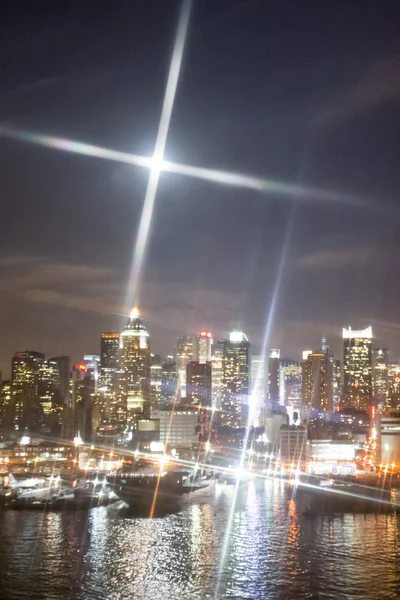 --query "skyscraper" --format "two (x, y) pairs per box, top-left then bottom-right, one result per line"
(99, 333), (120, 420)
(221, 331), (251, 428)
(186, 362), (212, 407)
(38, 359), (62, 431)
(161, 361), (177, 407)
(49, 356), (70, 407)
(176, 335), (194, 399)
(268, 349), (280, 404)
(0, 380), (11, 429)
(279, 359), (302, 407)
(210, 341), (224, 411)
(251, 355), (267, 406)
(301, 351), (333, 411)
(150, 354), (162, 409)
(197, 331), (213, 363)
(342, 326), (372, 412)
(119, 308), (151, 423)
(372, 348), (389, 411)
(11, 351), (45, 431)
(333, 359), (341, 409)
